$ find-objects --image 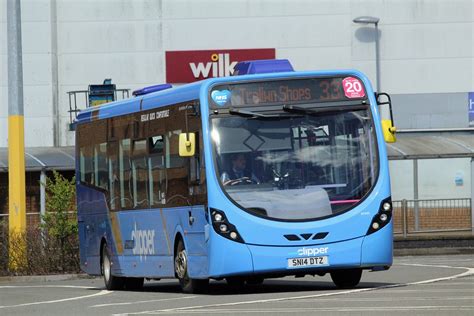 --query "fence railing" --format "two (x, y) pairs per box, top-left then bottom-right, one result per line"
(0, 212), (77, 239)
(1, 198), (472, 240)
(392, 198), (472, 237)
